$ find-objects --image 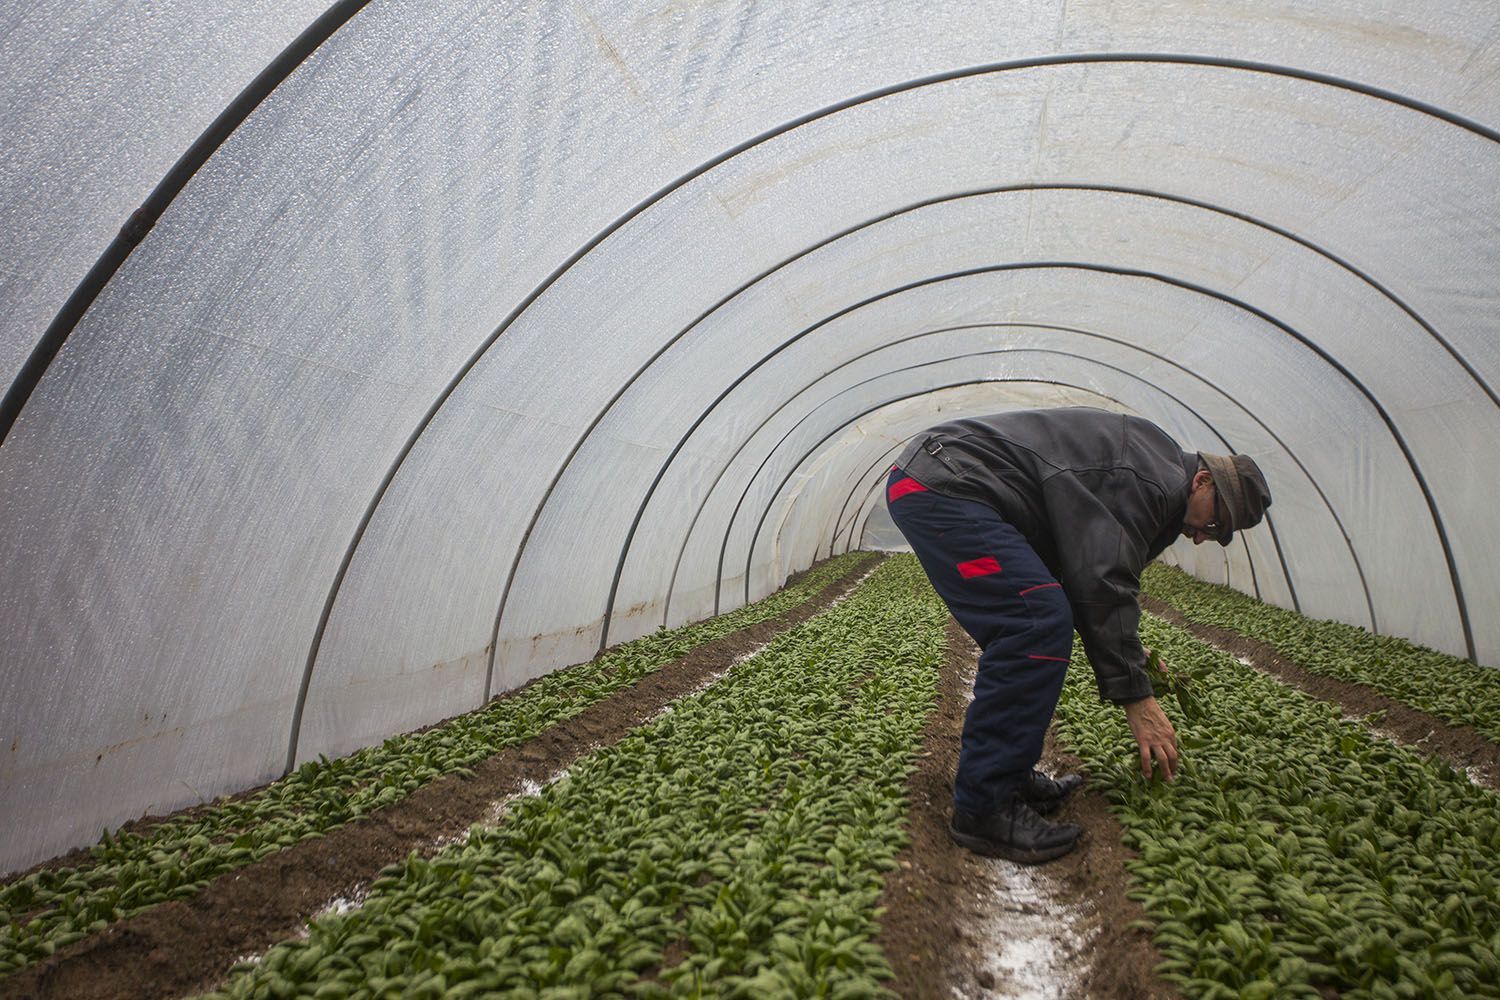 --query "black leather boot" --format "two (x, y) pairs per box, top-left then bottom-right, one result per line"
(1020, 769), (1085, 815)
(948, 798), (1082, 864)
